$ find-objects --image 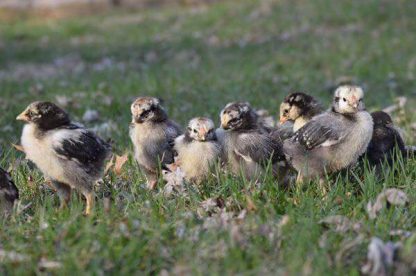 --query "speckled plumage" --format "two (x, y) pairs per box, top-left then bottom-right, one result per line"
(284, 86), (373, 182)
(0, 167), (19, 216)
(280, 92), (324, 132)
(17, 101), (111, 215)
(220, 102), (285, 180)
(129, 97), (182, 189)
